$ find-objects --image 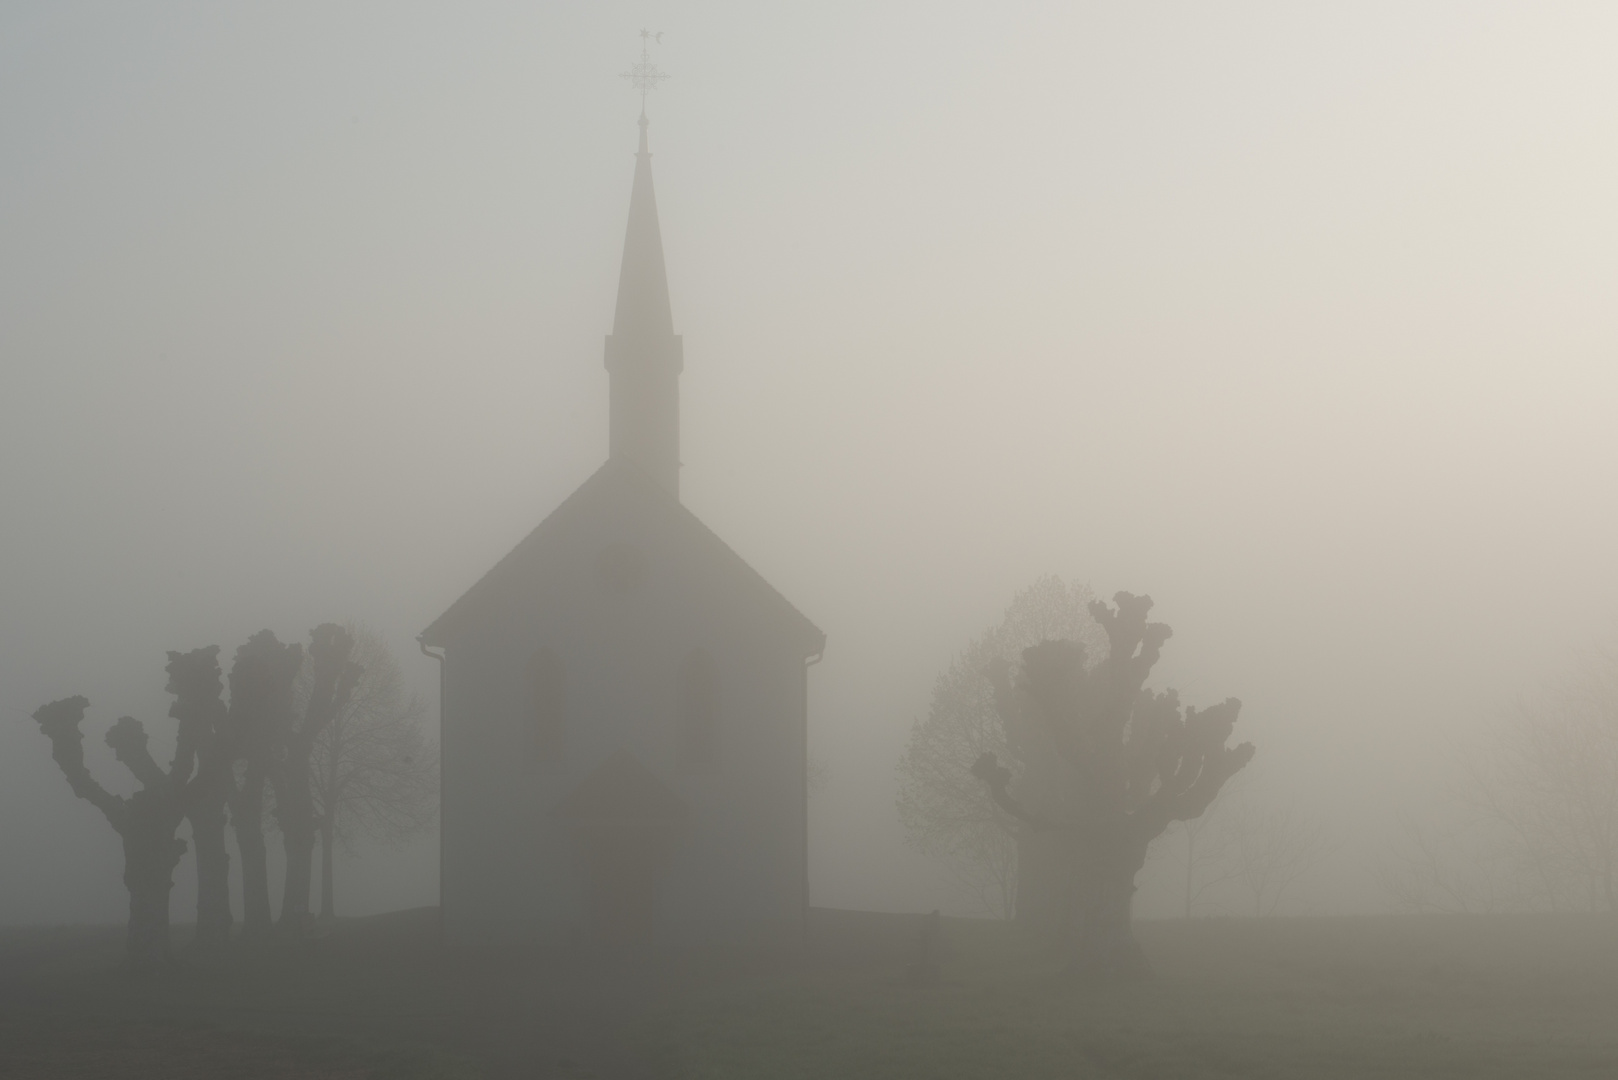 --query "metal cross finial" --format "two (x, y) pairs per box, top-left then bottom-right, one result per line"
(621, 30), (669, 112)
